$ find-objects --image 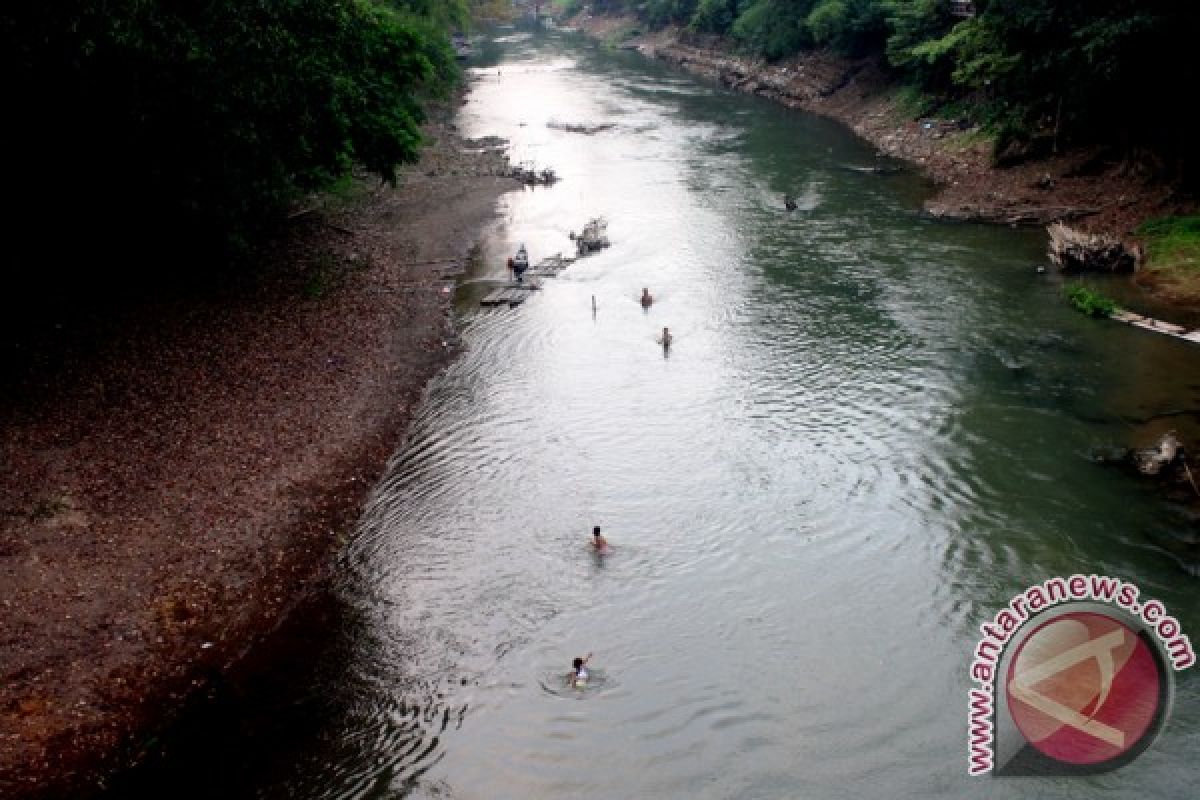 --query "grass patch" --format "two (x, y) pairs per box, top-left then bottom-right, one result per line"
(1134, 215), (1200, 303)
(1065, 284), (1118, 317)
(1137, 215), (1200, 271)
